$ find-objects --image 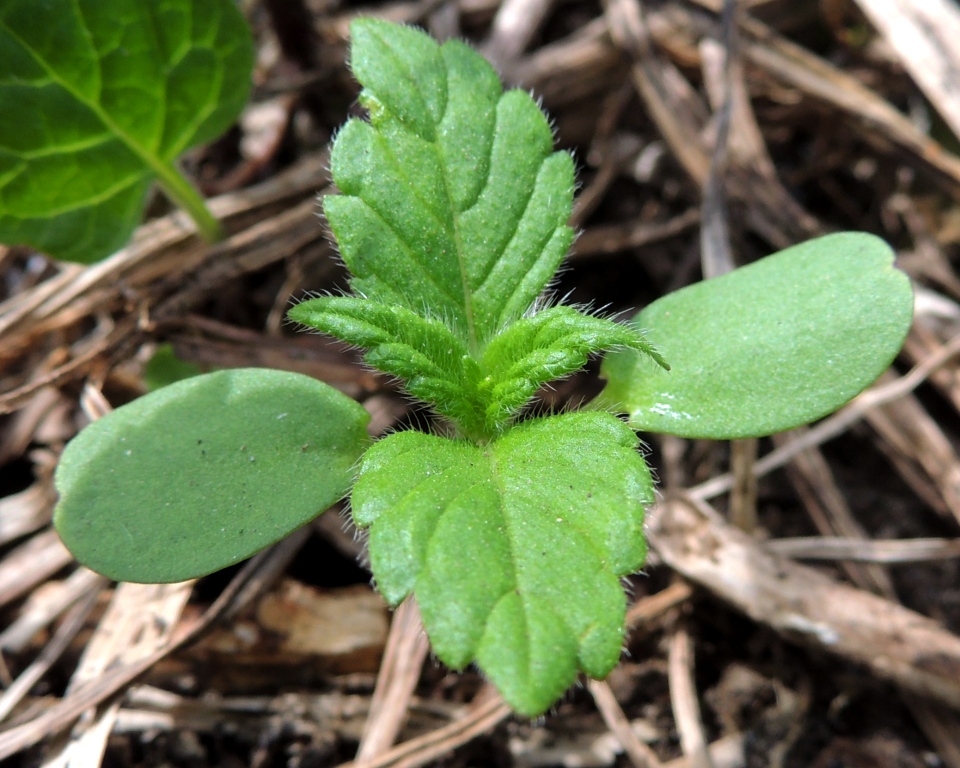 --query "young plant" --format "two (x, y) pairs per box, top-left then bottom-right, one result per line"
(53, 19), (914, 715)
(0, 0), (253, 263)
